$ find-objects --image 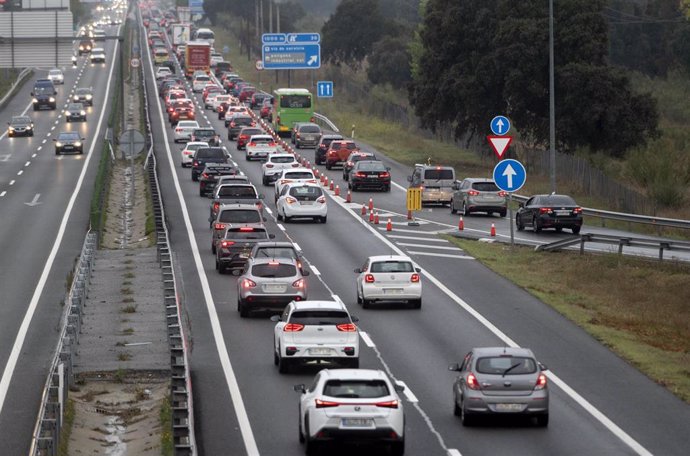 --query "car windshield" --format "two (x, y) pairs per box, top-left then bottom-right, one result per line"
(251, 137), (273, 144)
(323, 380), (389, 399)
(352, 154), (375, 162)
(234, 117), (253, 125)
(357, 162), (386, 172)
(49, 70), (61, 76)
(424, 169), (454, 180)
(335, 142), (357, 150)
(251, 263), (296, 278)
(12, 116), (30, 123)
(541, 195), (577, 206)
(280, 94), (311, 108)
(179, 122), (198, 128)
(217, 186), (256, 198)
(284, 172), (313, 179)
(68, 104), (82, 110)
(240, 129), (261, 136)
(300, 125), (320, 133)
(475, 356), (537, 375)
(186, 144), (206, 152)
(472, 182), (500, 192)
(289, 310), (350, 326)
(196, 149), (225, 158)
(270, 156), (295, 164)
(34, 87), (53, 95)
(195, 130), (216, 137)
(254, 247), (297, 260)
(76, 89), (91, 95)
(219, 210), (261, 223)
(371, 261), (414, 273)
(59, 132), (80, 140)
(224, 228), (268, 240)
